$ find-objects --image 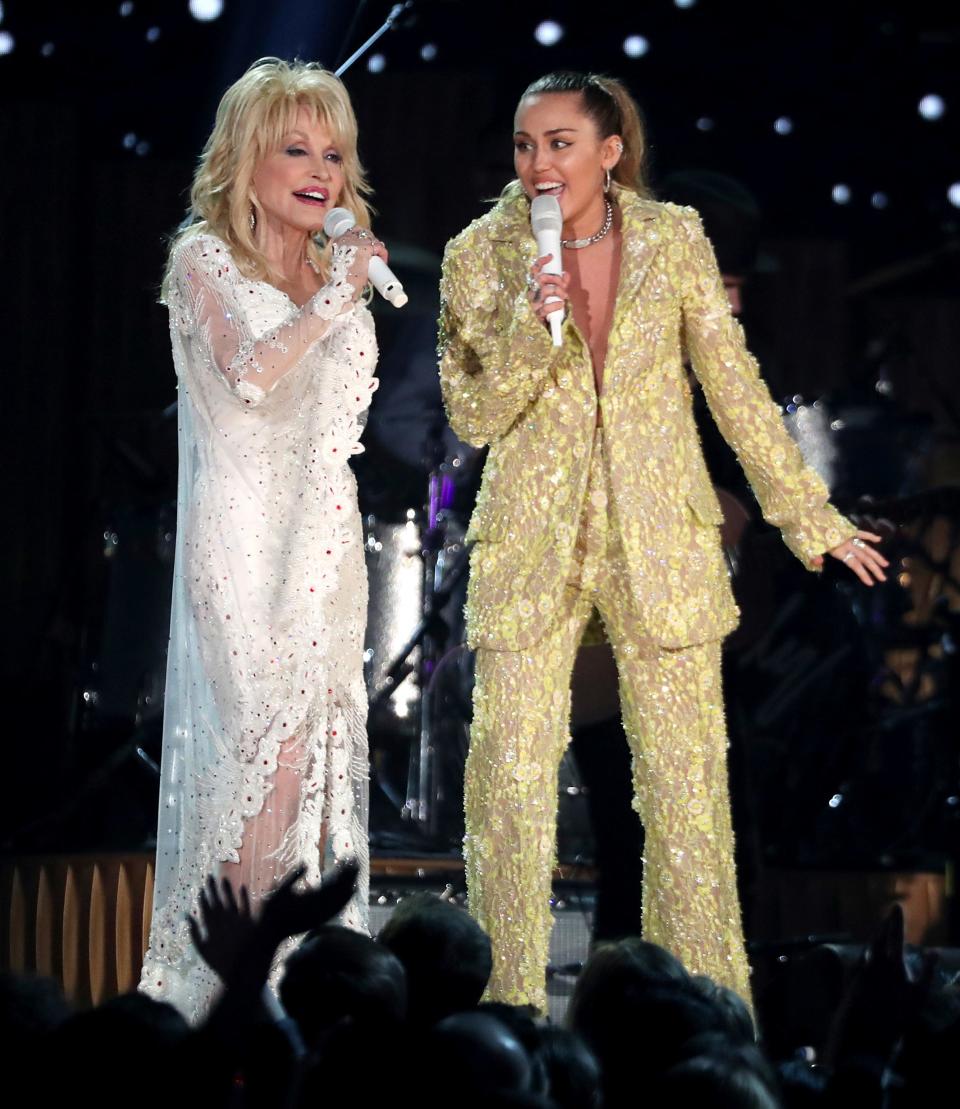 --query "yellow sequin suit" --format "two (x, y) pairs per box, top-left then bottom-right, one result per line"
(438, 187), (854, 1010)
